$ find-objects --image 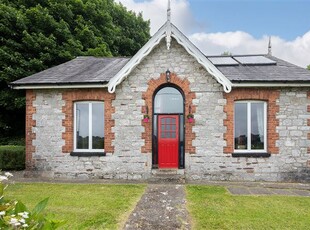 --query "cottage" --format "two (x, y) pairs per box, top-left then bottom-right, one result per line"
(11, 6), (310, 182)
